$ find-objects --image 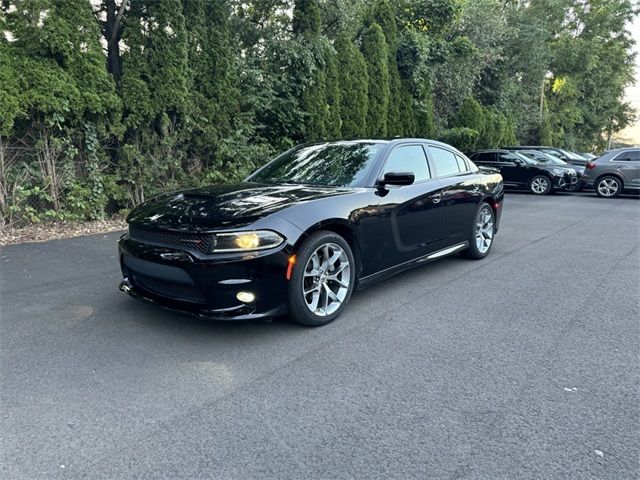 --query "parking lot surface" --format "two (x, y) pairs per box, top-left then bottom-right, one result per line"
(1, 192), (639, 479)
